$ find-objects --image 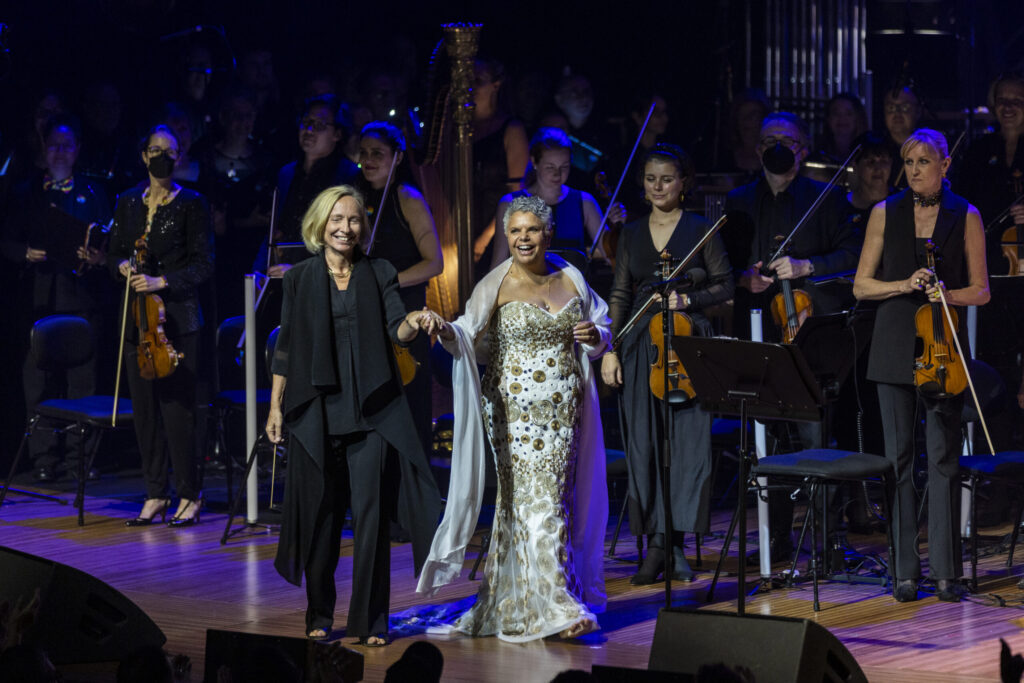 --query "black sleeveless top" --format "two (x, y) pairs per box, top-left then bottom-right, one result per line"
(364, 185), (426, 310)
(866, 189), (969, 384)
